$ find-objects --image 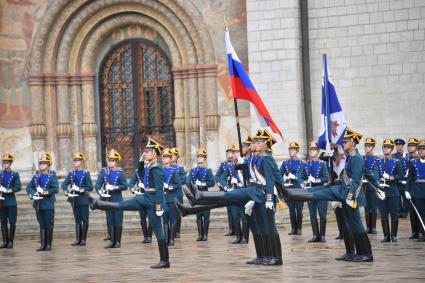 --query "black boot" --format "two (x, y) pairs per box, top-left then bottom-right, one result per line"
(71, 224), (81, 246)
(175, 217), (181, 238)
(194, 190), (225, 205)
(351, 233), (373, 262)
(381, 218), (391, 243)
(409, 211), (419, 239)
(240, 222), (249, 244)
(231, 222), (242, 244)
(141, 219), (149, 243)
(168, 224), (175, 246)
(103, 227), (111, 241)
(296, 213), (303, 235)
(80, 223), (88, 246)
(335, 230), (355, 261)
(319, 219), (326, 243)
(0, 224), (8, 248)
(202, 220), (209, 241)
(104, 226), (115, 248)
(88, 195), (119, 211)
(365, 212), (370, 233)
(288, 213), (296, 235)
(163, 223), (169, 246)
(44, 228), (53, 251)
(391, 219), (399, 242)
(335, 208), (343, 239)
(146, 222), (153, 243)
(370, 213), (377, 234)
(196, 220), (203, 241)
(175, 200), (220, 217)
(246, 234), (263, 264)
(262, 234), (283, 265)
(183, 187), (196, 205)
(225, 209), (234, 236)
(284, 189), (314, 202)
(6, 225), (15, 249)
(113, 226), (122, 248)
(36, 227), (46, 251)
(308, 219), (320, 242)
(151, 240), (170, 269)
